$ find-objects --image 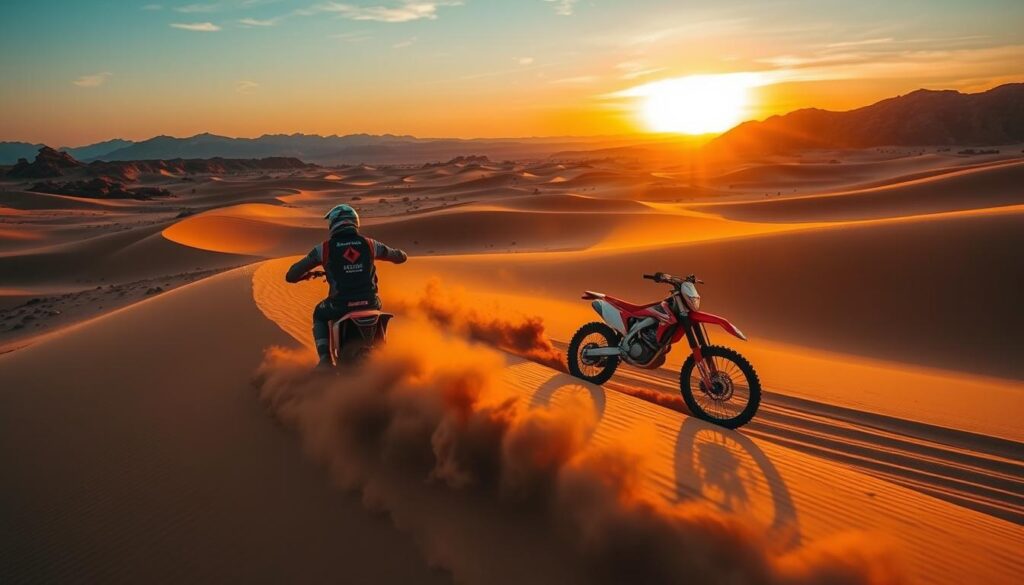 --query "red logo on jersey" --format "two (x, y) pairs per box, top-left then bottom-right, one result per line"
(342, 246), (361, 263)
